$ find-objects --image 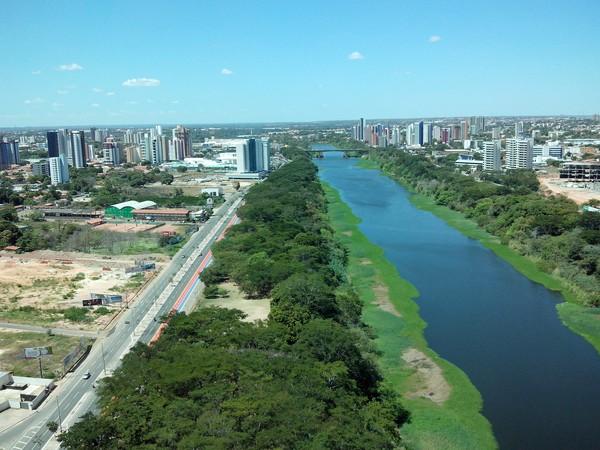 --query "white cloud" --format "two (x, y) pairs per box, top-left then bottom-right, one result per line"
(106, 91), (116, 96)
(91, 103), (100, 108)
(221, 68), (233, 75)
(57, 89), (69, 95)
(58, 63), (83, 71)
(428, 35), (441, 43)
(348, 51), (364, 60)
(171, 100), (180, 104)
(24, 97), (44, 104)
(122, 77), (160, 87)
(92, 87), (103, 93)
(31, 70), (41, 75)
